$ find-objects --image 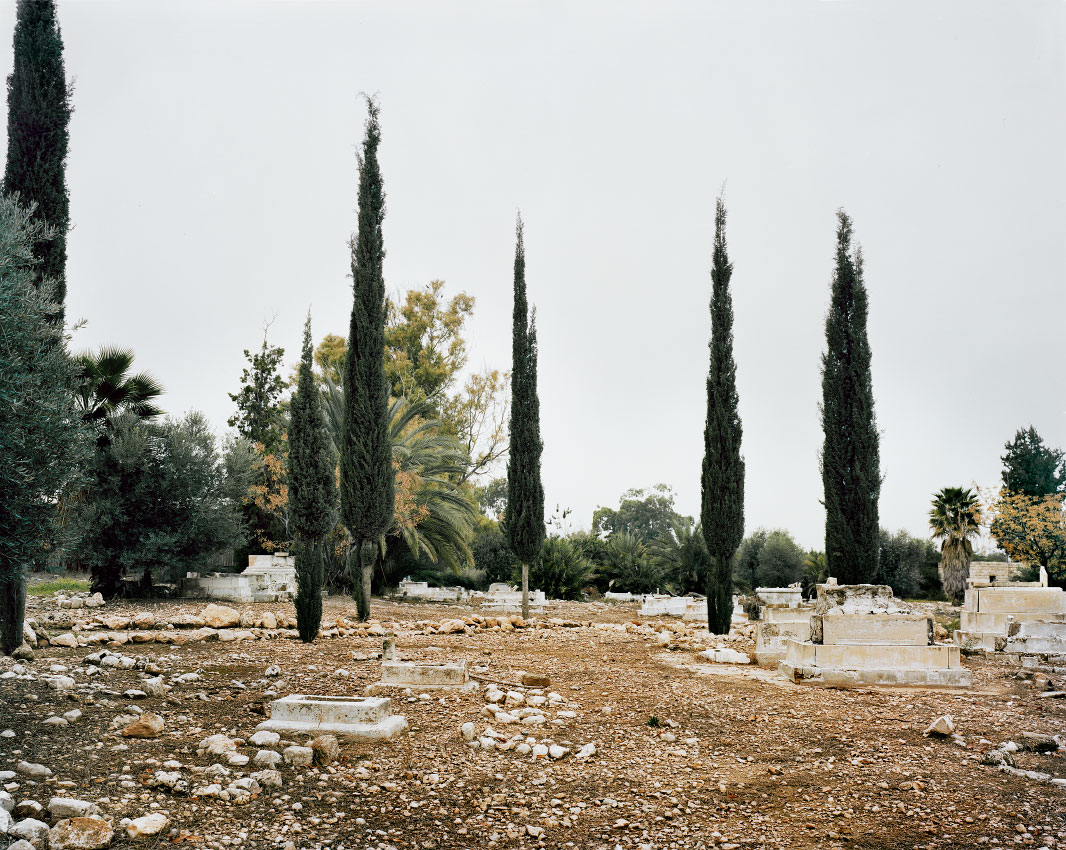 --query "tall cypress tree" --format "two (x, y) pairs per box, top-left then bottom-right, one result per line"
(505, 215), (544, 619)
(3, 0), (71, 317)
(821, 210), (880, 585)
(289, 313), (336, 643)
(340, 100), (393, 621)
(700, 197), (745, 635)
